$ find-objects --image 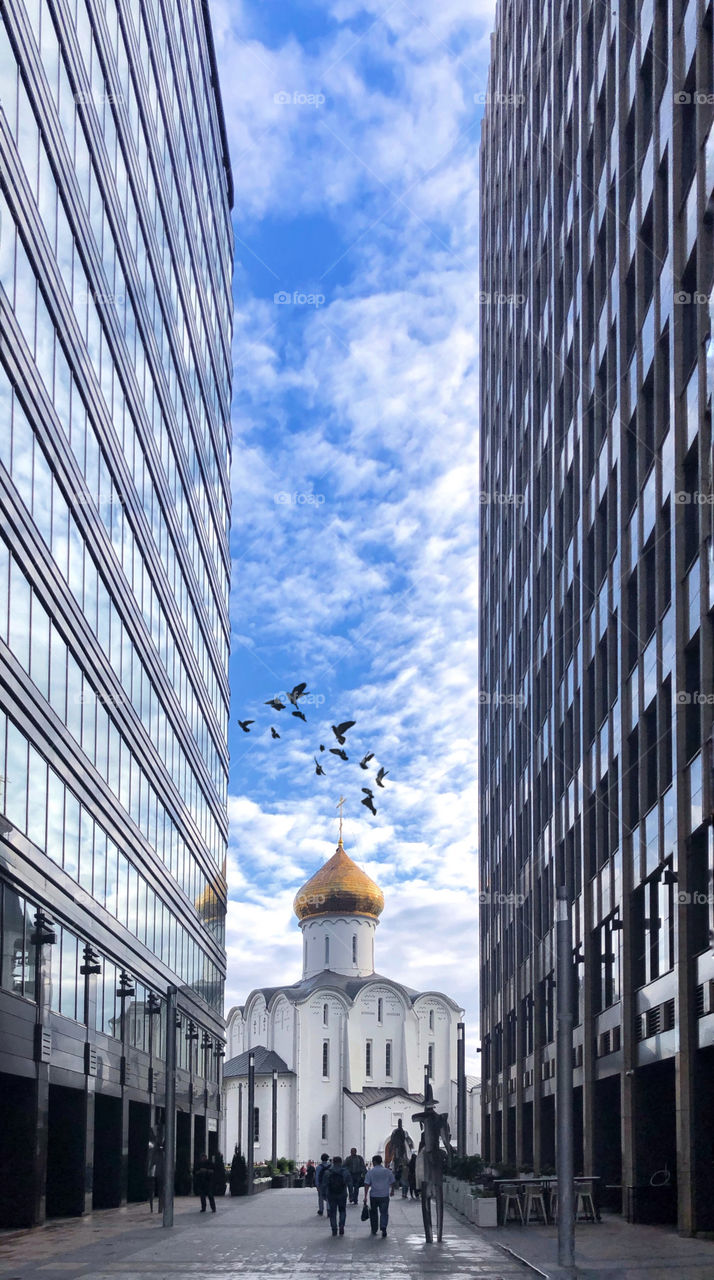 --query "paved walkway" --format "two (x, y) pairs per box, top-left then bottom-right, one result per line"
(0, 1189), (528, 1280)
(487, 1212), (714, 1279)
